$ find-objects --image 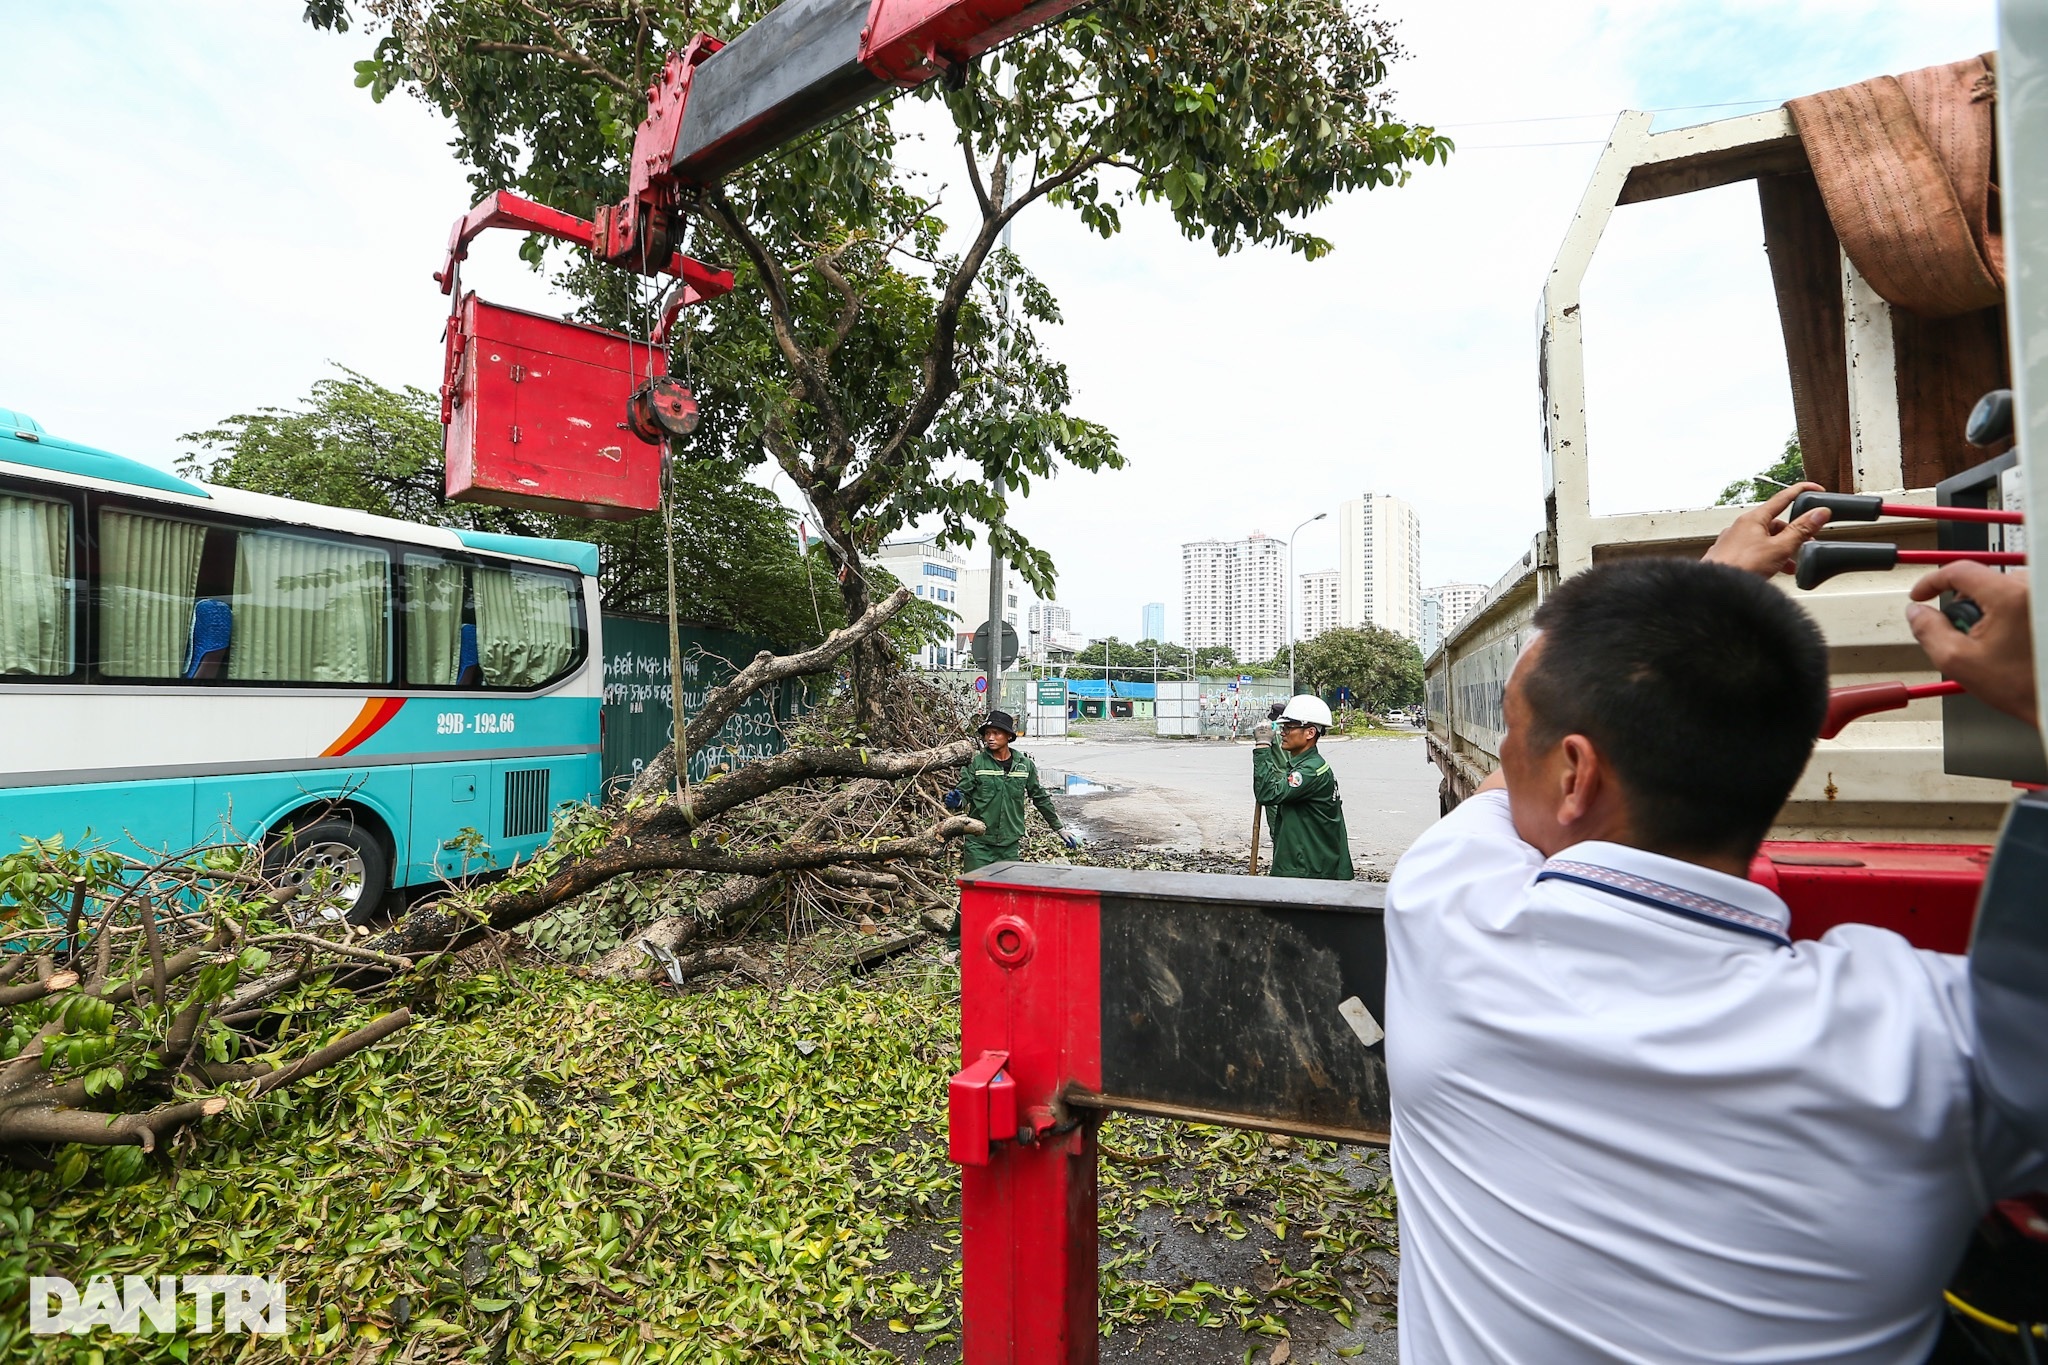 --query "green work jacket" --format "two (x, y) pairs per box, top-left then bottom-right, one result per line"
(957, 748), (1062, 870)
(1253, 740), (1354, 881)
